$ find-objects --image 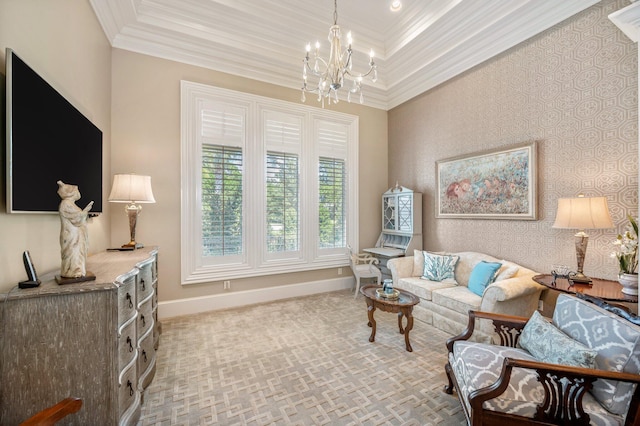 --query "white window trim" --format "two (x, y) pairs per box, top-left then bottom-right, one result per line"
(180, 81), (359, 285)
